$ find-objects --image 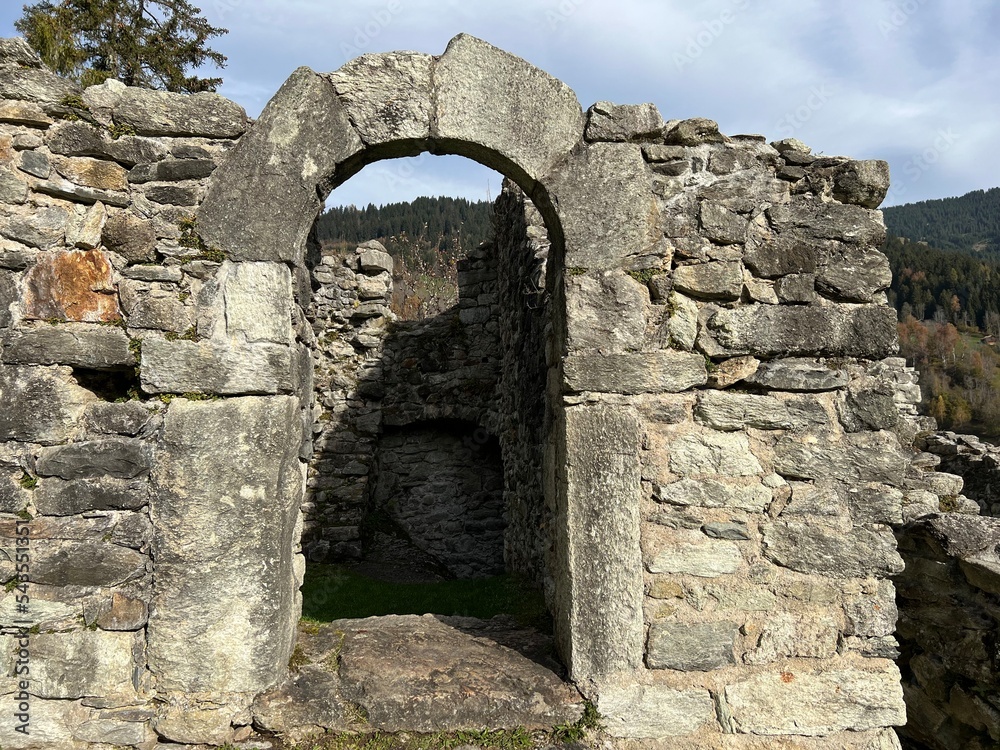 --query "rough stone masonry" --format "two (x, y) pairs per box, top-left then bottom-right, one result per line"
(0, 30), (992, 750)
